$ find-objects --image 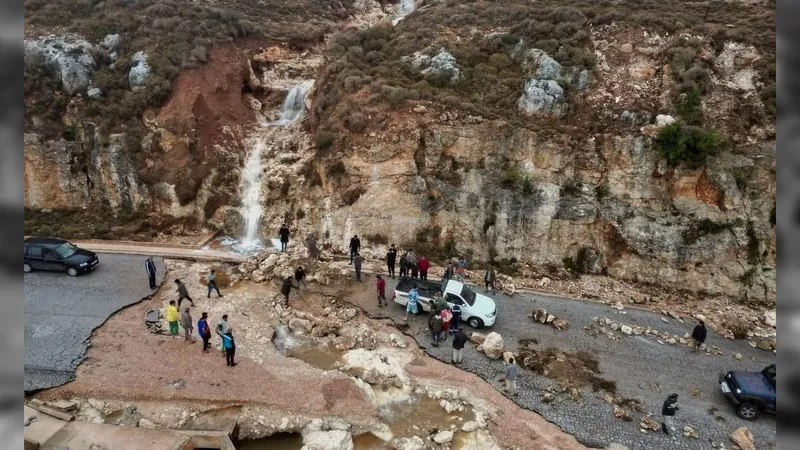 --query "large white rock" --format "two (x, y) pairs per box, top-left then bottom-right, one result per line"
(129, 51), (151, 87)
(764, 310), (776, 328)
(481, 332), (505, 359)
(302, 430), (354, 450)
(517, 78), (567, 118)
(24, 35), (96, 94)
(730, 427), (755, 450)
(392, 436), (425, 450)
(432, 429), (454, 444)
